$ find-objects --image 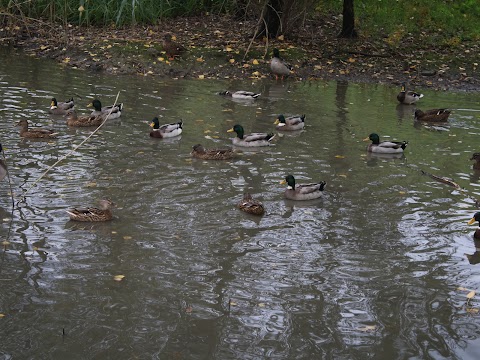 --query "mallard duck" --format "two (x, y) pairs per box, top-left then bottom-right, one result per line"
(238, 193), (265, 215)
(191, 144), (236, 160)
(397, 83), (424, 104)
(471, 153), (480, 170)
(149, 117), (183, 138)
(281, 175), (326, 201)
(270, 48), (292, 80)
(163, 33), (185, 60)
(227, 125), (275, 147)
(87, 99), (123, 119)
(16, 119), (58, 139)
(274, 114), (305, 131)
(65, 110), (104, 127)
(0, 143), (7, 182)
(66, 199), (114, 222)
(49, 97), (74, 115)
(363, 133), (407, 154)
(467, 212), (480, 239)
(218, 90), (261, 100)
(414, 109), (450, 122)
